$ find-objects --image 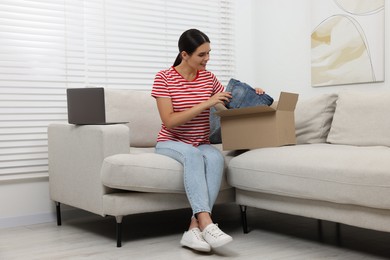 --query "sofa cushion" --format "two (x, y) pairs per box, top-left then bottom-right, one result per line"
(294, 93), (338, 144)
(228, 144), (390, 210)
(101, 147), (236, 193)
(327, 90), (390, 146)
(104, 89), (161, 147)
